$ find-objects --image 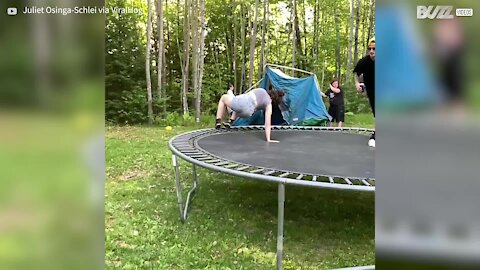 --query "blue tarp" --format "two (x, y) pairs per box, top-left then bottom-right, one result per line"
(233, 67), (331, 126)
(376, 6), (441, 111)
